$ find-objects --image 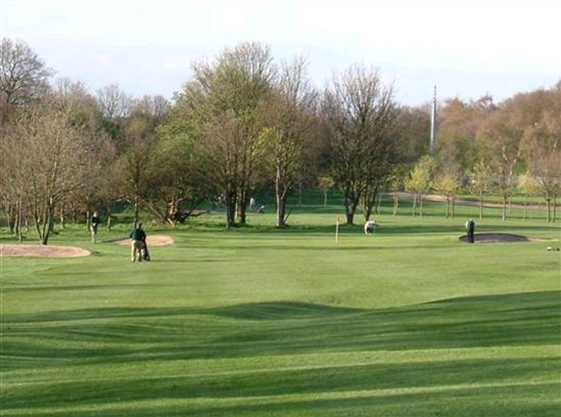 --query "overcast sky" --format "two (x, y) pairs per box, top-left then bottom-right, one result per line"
(2, 0), (559, 105)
